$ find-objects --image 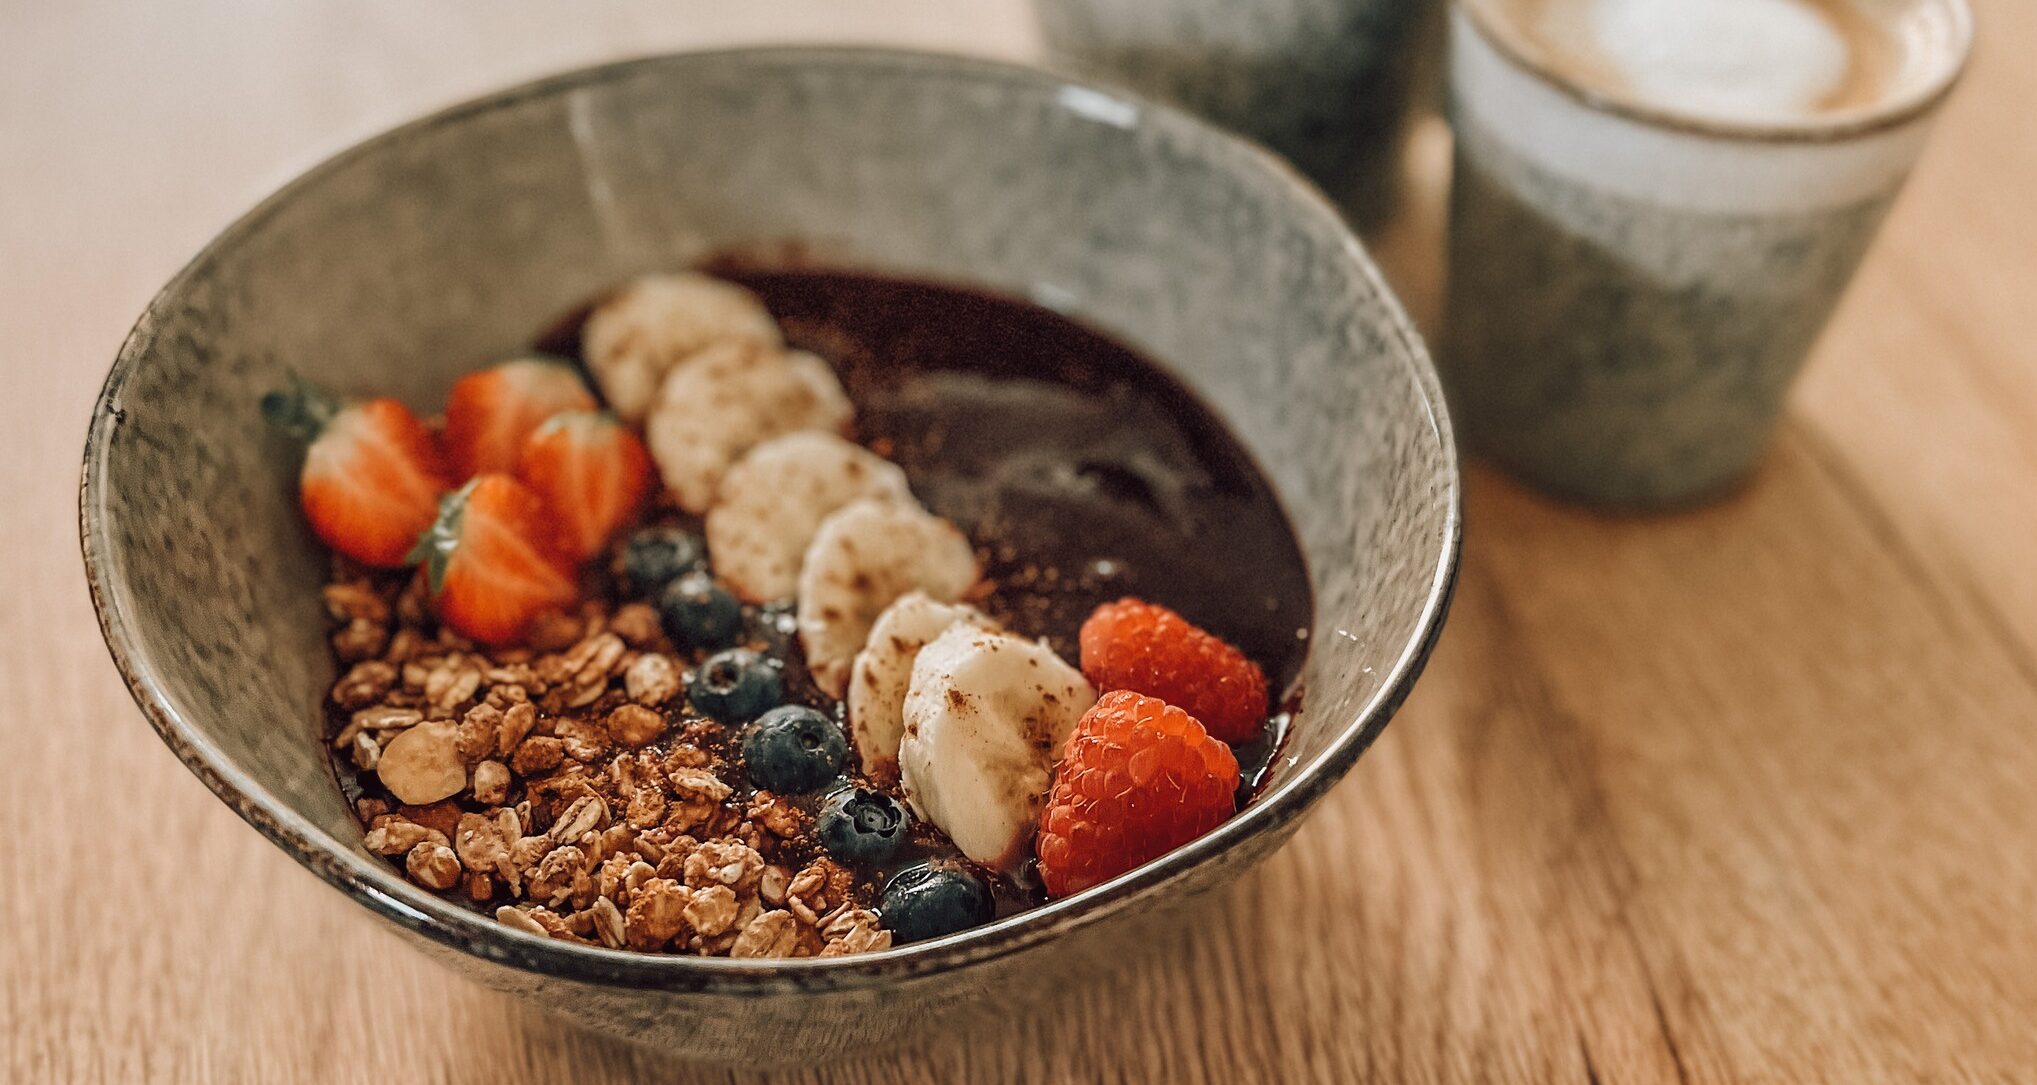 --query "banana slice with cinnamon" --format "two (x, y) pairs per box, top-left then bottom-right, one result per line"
(644, 340), (853, 513)
(847, 592), (999, 778)
(581, 272), (782, 424)
(796, 499), (979, 698)
(897, 625), (1096, 869)
(707, 432), (913, 603)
